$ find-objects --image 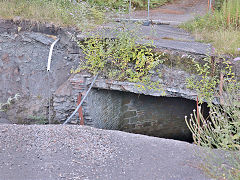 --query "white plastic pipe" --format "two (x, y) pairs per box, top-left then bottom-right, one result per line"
(47, 38), (60, 71)
(63, 74), (99, 125)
